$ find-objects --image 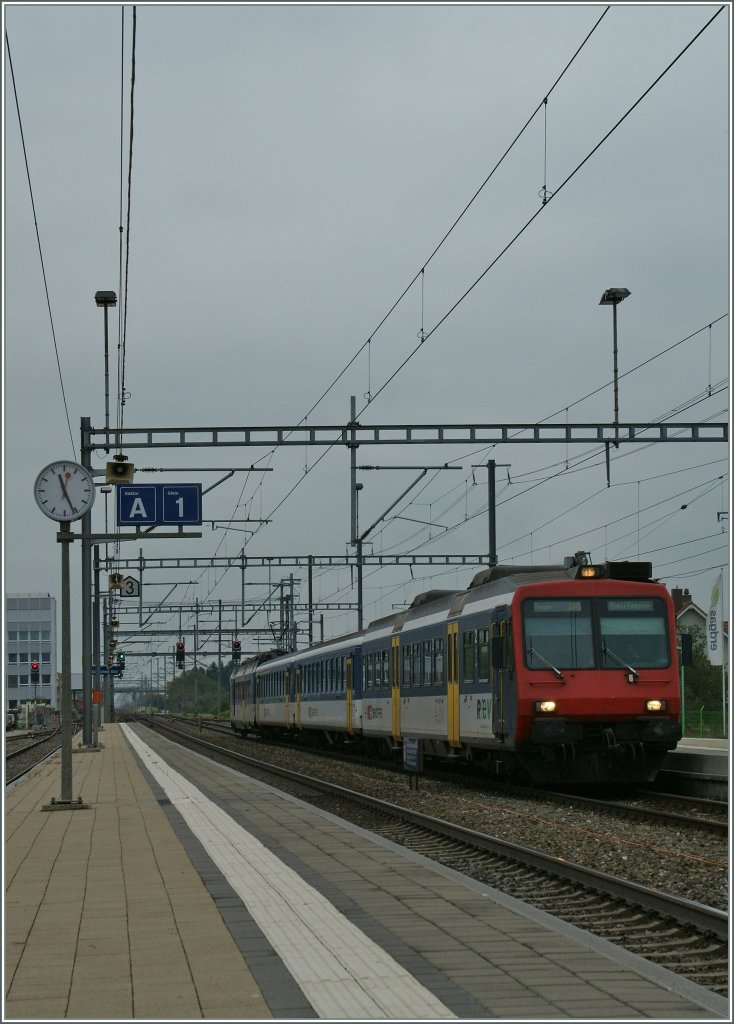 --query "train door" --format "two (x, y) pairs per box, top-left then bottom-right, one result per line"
(391, 636), (401, 742)
(295, 666), (302, 730)
(447, 621), (460, 747)
(284, 668), (290, 728)
(491, 618), (508, 739)
(346, 656), (354, 735)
